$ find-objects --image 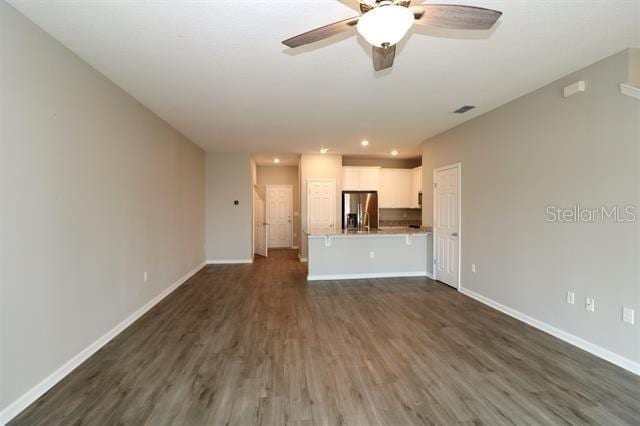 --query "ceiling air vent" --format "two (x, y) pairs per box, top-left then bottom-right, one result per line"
(453, 105), (476, 114)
